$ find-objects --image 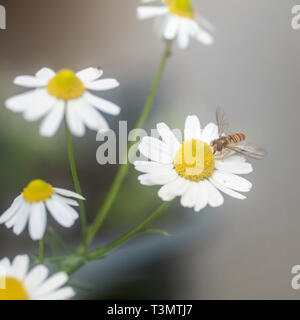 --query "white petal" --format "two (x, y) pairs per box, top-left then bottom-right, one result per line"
(46, 199), (78, 228)
(177, 19), (190, 49)
(158, 177), (189, 201)
(163, 14), (179, 39)
(35, 68), (56, 80)
(52, 194), (79, 207)
(84, 92), (120, 116)
(138, 136), (173, 164)
(180, 182), (198, 208)
(194, 181), (209, 212)
(13, 206), (30, 235)
(29, 202), (47, 241)
(85, 79), (119, 91)
(66, 103), (86, 137)
(184, 115), (201, 141)
(0, 195), (23, 224)
(137, 6), (168, 20)
(24, 265), (49, 292)
(194, 23), (214, 45)
(215, 160), (253, 175)
(54, 188), (85, 200)
(137, 175), (156, 186)
(134, 160), (173, 173)
(72, 99), (109, 131)
(156, 14), (169, 38)
(201, 123), (219, 143)
(11, 255), (29, 280)
(32, 272), (68, 298)
(76, 68), (103, 82)
(5, 201), (30, 229)
(39, 287), (75, 300)
(14, 75), (47, 88)
(138, 168), (178, 186)
(0, 258), (11, 274)
(50, 197), (79, 220)
(157, 122), (180, 156)
(212, 171), (252, 192)
(157, 186), (177, 201)
(209, 178), (246, 200)
(23, 91), (56, 122)
(6, 89), (44, 113)
(206, 180), (224, 207)
(39, 100), (65, 137)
